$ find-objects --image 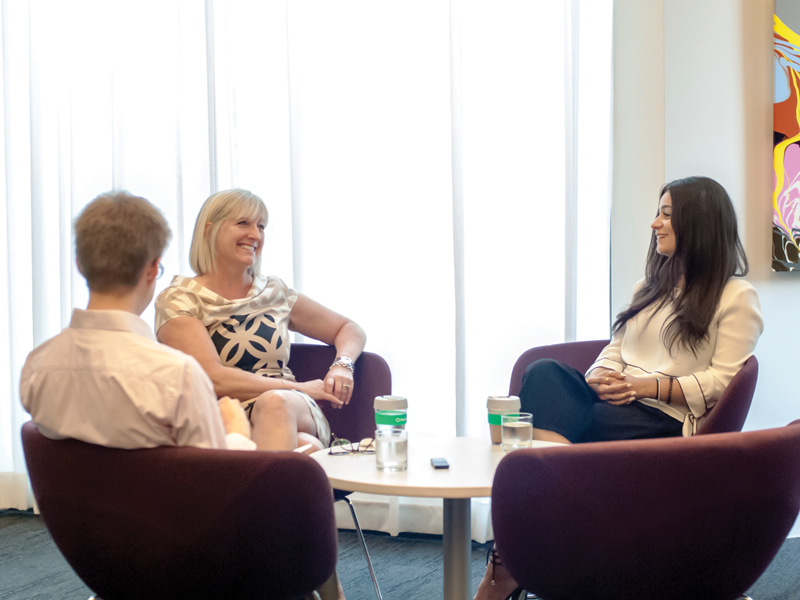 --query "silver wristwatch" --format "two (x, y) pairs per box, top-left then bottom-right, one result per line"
(330, 356), (355, 373)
